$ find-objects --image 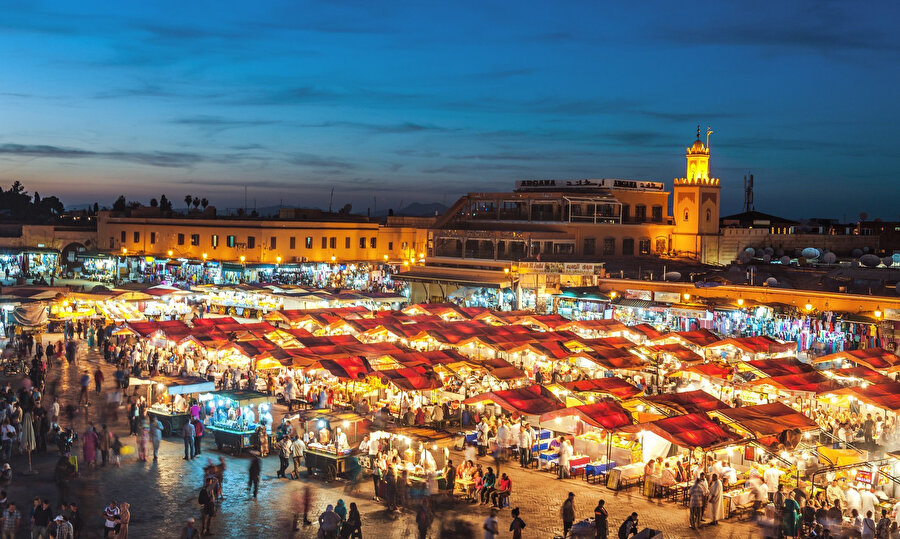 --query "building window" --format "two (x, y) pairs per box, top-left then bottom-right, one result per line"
(345, 237), (350, 249)
(120, 231), (126, 243)
(109, 237), (114, 249)
(622, 205), (630, 223)
(191, 234), (200, 246)
(683, 209), (689, 221)
(321, 237), (327, 249)
(212, 235), (218, 248)
(603, 238), (615, 255)
(329, 237), (336, 249)
(289, 237), (296, 250)
(401, 242), (408, 250)
(359, 237), (366, 249)
(370, 237), (377, 249)
(247, 236), (256, 249)
(635, 205), (646, 222)
(306, 237), (313, 249)
(150, 232), (156, 245)
(270, 236), (276, 249)
(583, 238), (596, 256)
(388, 241), (393, 251)
(652, 205), (663, 222)
(706, 209), (711, 222)
(639, 239), (650, 255)
(177, 233), (185, 246)
(656, 237), (667, 254)
(226, 235), (235, 248)
(622, 238), (634, 256)
(133, 231), (140, 243)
